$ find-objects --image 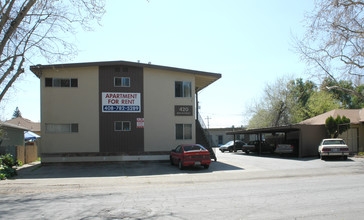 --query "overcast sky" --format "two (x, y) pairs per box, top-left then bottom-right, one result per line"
(0, 0), (315, 128)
